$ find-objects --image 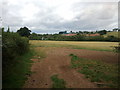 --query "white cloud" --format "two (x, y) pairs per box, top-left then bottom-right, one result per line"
(1, 0), (118, 33)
